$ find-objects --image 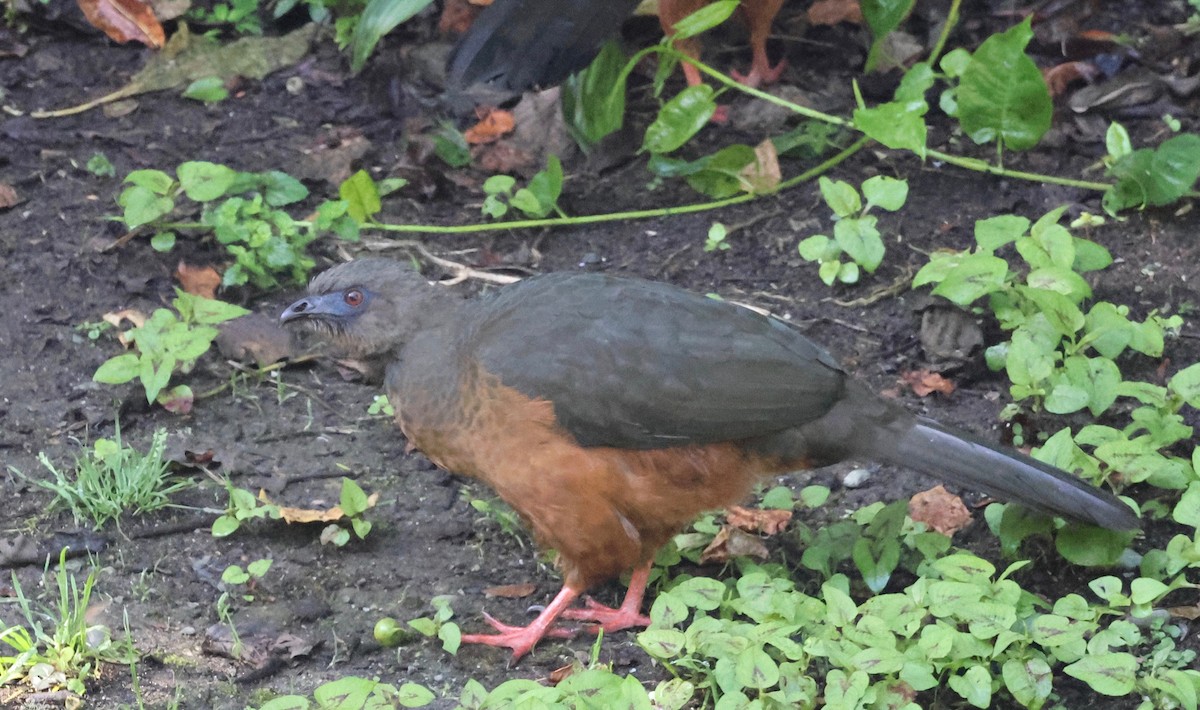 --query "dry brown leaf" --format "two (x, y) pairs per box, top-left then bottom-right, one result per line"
(483, 583), (537, 598)
(103, 308), (148, 346)
(175, 261), (221, 298)
(726, 505), (792, 535)
(473, 141), (537, 174)
(296, 127), (371, 187)
(808, 0), (861, 26)
(899, 369), (956, 397)
(463, 107), (515, 145)
(1166, 604), (1200, 620)
(908, 485), (972, 536)
(438, 0), (482, 33)
(699, 525), (769, 565)
(548, 663), (576, 685)
(0, 183), (19, 210)
(738, 139), (782, 194)
(77, 0), (165, 47)
(260, 490), (380, 524)
(1043, 61), (1101, 97)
